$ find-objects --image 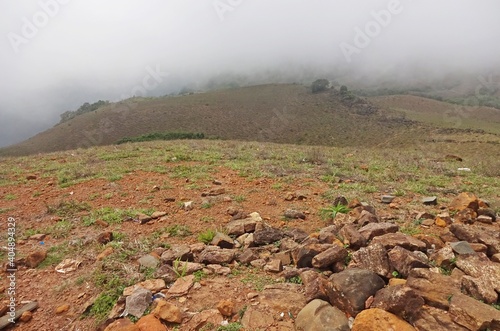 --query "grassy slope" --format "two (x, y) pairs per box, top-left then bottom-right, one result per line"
(1, 84), (429, 156)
